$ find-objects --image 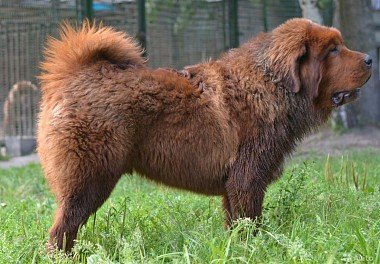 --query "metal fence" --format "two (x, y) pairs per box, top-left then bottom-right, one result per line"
(0, 0), (304, 156)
